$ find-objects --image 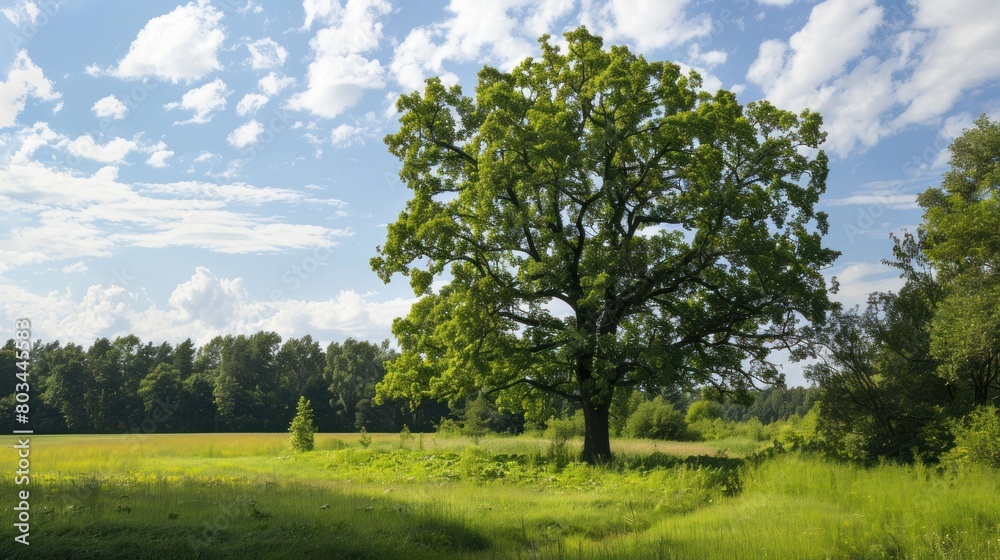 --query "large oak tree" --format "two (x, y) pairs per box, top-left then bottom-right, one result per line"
(372, 28), (838, 463)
